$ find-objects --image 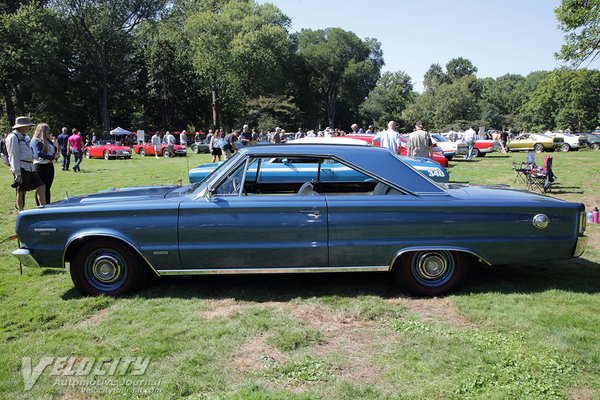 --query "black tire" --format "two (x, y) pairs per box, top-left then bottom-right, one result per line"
(473, 148), (482, 158)
(85, 150), (91, 159)
(533, 143), (545, 153)
(395, 251), (469, 296)
(560, 143), (571, 152)
(163, 149), (171, 158)
(103, 150), (110, 160)
(139, 148), (146, 157)
(592, 143), (600, 151)
(70, 239), (144, 296)
(192, 144), (199, 154)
